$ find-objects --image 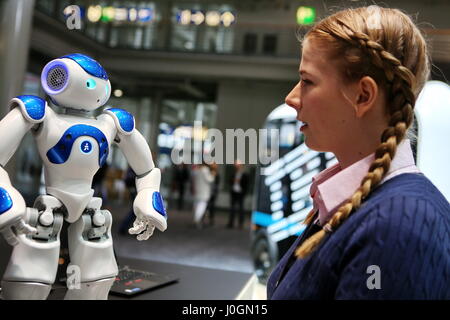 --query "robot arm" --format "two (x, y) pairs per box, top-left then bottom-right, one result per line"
(0, 102), (35, 165)
(0, 96), (44, 245)
(105, 108), (167, 241)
